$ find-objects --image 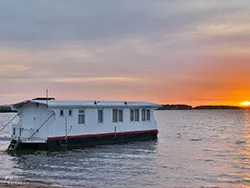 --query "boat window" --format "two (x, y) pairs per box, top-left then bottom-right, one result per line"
(13, 128), (15, 135)
(135, 109), (140, 121)
(130, 109), (134, 121)
(113, 109), (123, 122)
(142, 109), (146, 121)
(78, 109), (85, 124)
(60, 110), (64, 117)
(141, 109), (151, 121)
(98, 109), (103, 123)
(69, 109), (73, 116)
(112, 109), (118, 122)
(118, 110), (123, 122)
(147, 109), (151, 121)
